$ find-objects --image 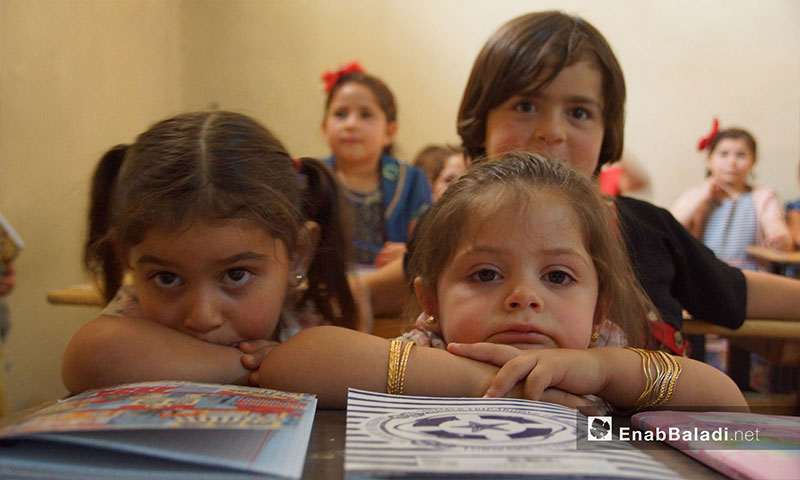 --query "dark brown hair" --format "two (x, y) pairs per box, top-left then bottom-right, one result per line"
(409, 152), (652, 346)
(706, 128), (757, 158)
(324, 71), (397, 156)
(412, 144), (464, 187)
(457, 11), (626, 172)
(85, 111), (357, 328)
